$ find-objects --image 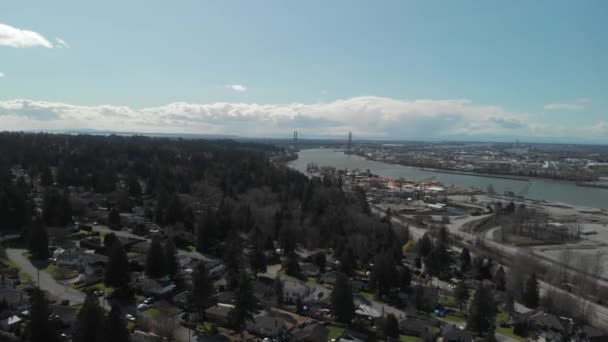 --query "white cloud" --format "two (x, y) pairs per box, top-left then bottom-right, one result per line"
(0, 72), (4, 78)
(544, 98), (590, 111)
(0, 97), (605, 142)
(225, 84), (247, 92)
(0, 23), (53, 48)
(55, 37), (70, 48)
